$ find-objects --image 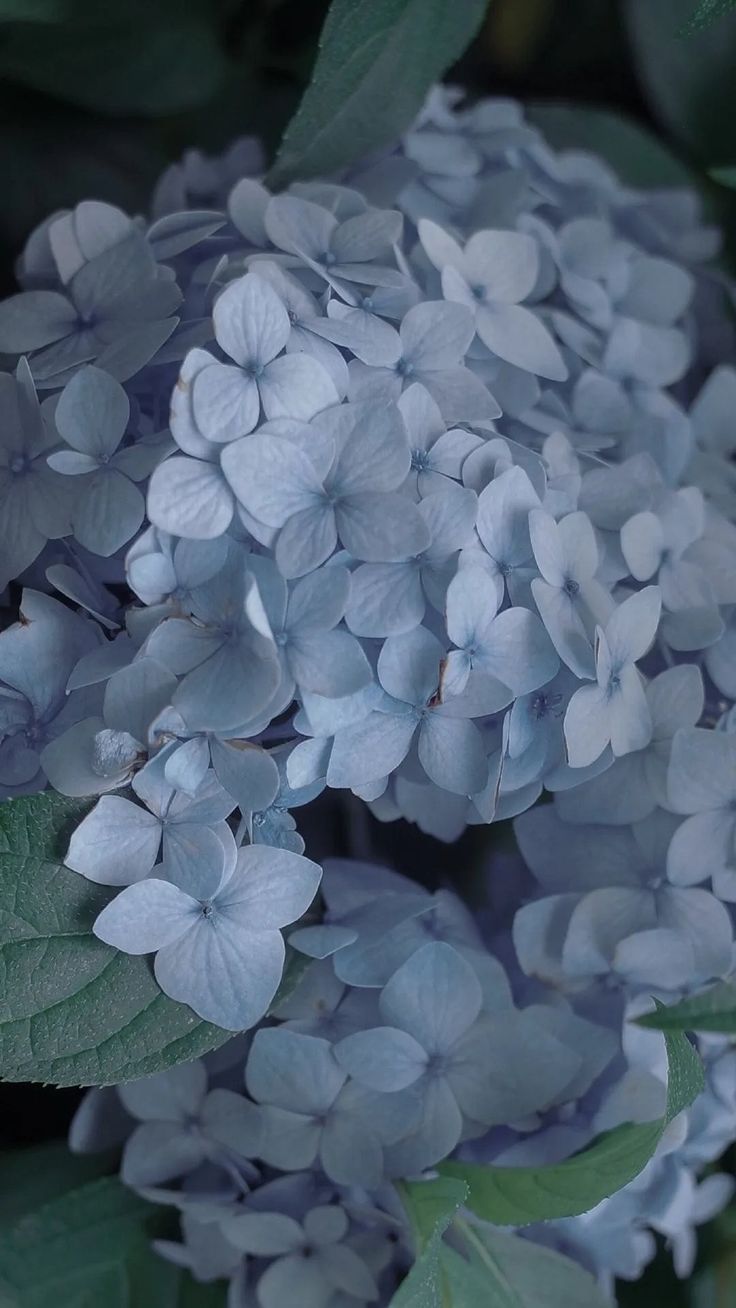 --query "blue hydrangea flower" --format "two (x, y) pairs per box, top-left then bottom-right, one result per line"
(666, 727), (736, 896)
(246, 1026), (418, 1188)
(327, 626), (488, 796)
(118, 1061), (262, 1188)
(345, 482), (478, 637)
(418, 219), (568, 380)
(225, 1203), (380, 1308)
(42, 654), (176, 797)
(0, 359), (76, 586)
(264, 193), (403, 293)
(0, 215), (181, 385)
(249, 558), (371, 700)
(221, 402), (429, 577)
(335, 941), (580, 1173)
(144, 544), (281, 732)
(348, 299), (502, 424)
(564, 587), (662, 767)
(188, 272), (338, 443)
(48, 366), (158, 556)
(93, 843), (322, 1028)
(65, 763), (236, 887)
(0, 589), (101, 795)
